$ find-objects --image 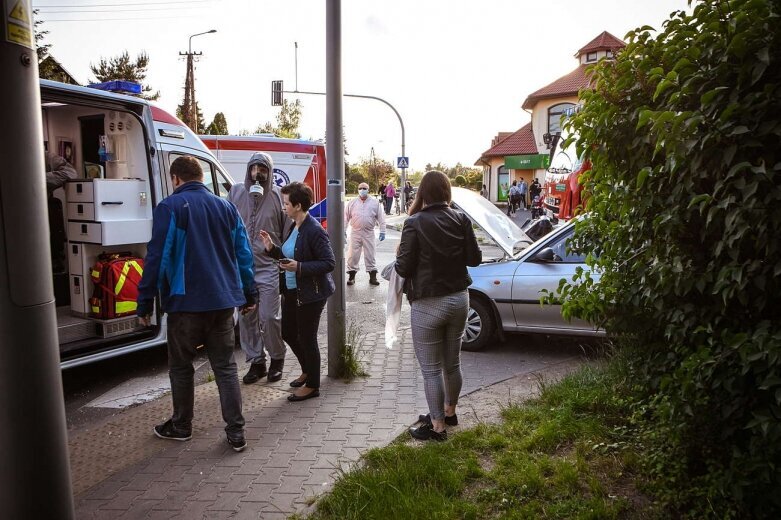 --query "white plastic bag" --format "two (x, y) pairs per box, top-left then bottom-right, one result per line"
(383, 261), (404, 349)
